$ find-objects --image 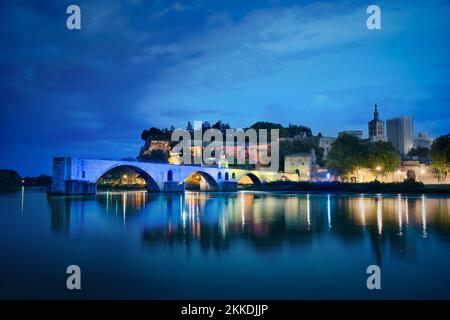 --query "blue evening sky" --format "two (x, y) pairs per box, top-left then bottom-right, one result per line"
(1, 0), (449, 175)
